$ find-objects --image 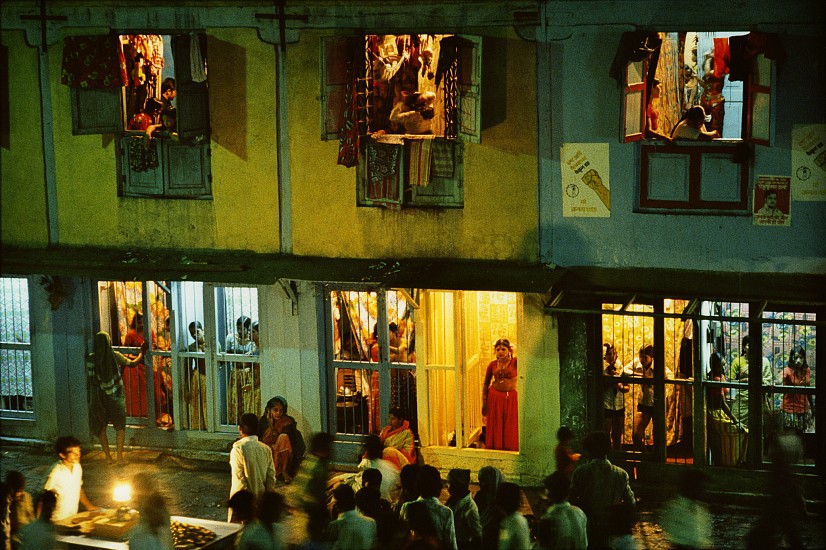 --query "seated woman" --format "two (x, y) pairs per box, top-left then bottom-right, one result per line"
(670, 105), (719, 141)
(258, 396), (303, 484)
(378, 407), (417, 469)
